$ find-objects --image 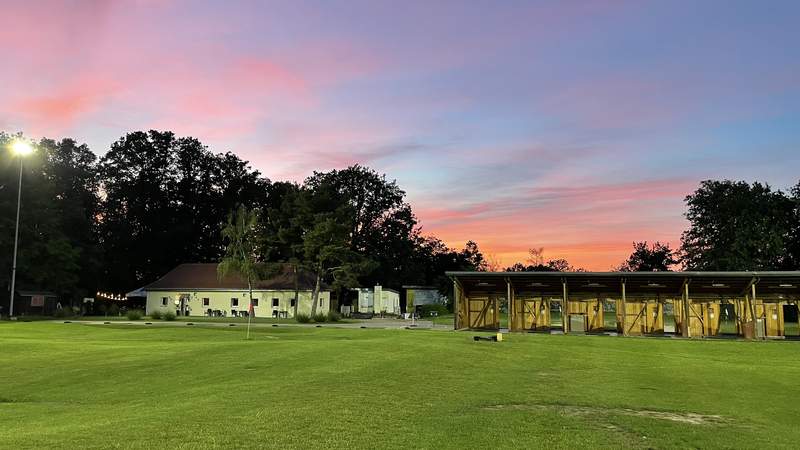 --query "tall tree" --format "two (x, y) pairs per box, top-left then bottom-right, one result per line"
(616, 241), (677, 272)
(302, 165), (417, 287)
(788, 181), (800, 270)
(218, 205), (263, 313)
(98, 131), (269, 291)
(680, 180), (795, 270)
(0, 133), (97, 306)
(302, 214), (371, 317)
